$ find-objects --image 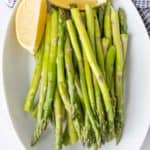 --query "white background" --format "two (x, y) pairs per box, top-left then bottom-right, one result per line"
(0, 1), (149, 149)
